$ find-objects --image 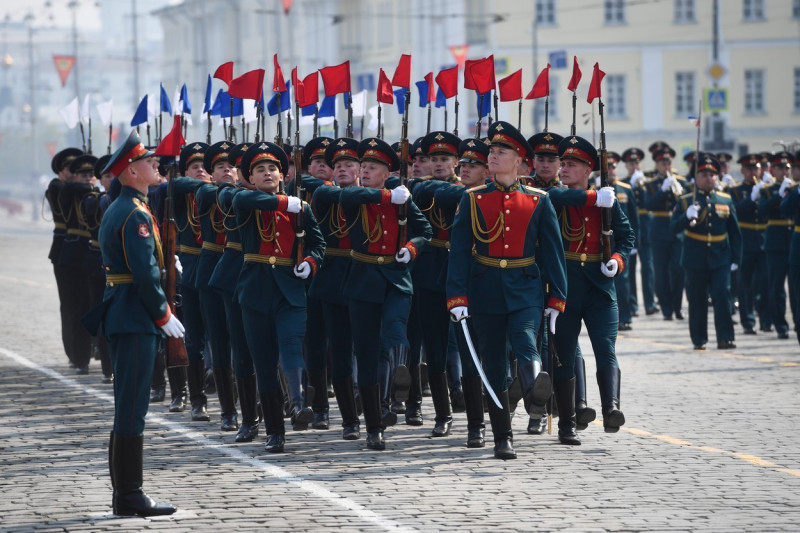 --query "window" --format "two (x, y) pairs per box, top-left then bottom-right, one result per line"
(743, 0), (765, 21)
(744, 69), (765, 113)
(674, 0), (696, 23)
(536, 0), (556, 26)
(465, 0), (488, 44)
(604, 0), (626, 25)
(675, 71), (696, 116)
(794, 68), (800, 113)
(793, 0), (800, 19)
(606, 74), (626, 119)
